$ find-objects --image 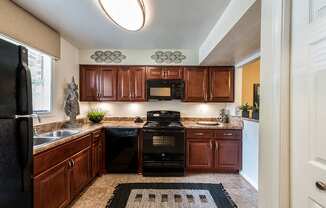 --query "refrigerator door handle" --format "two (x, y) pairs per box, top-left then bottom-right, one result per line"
(17, 117), (33, 170)
(17, 46), (33, 115)
(15, 114), (38, 119)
